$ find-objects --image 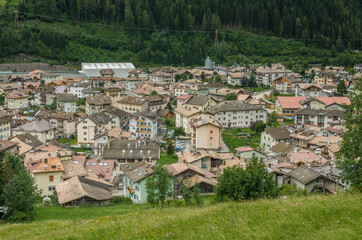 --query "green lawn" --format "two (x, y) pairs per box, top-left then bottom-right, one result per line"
(70, 147), (93, 155)
(0, 194), (361, 239)
(157, 153), (178, 166)
(57, 138), (78, 146)
(222, 128), (261, 151)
